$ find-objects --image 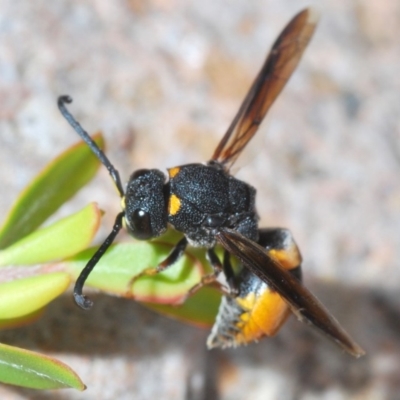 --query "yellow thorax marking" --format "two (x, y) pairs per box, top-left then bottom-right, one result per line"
(168, 167), (180, 178)
(169, 194), (181, 215)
